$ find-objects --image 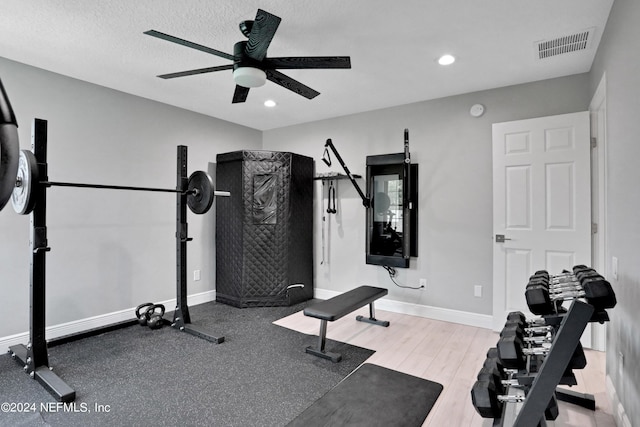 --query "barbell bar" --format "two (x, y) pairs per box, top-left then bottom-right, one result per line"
(11, 149), (229, 216)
